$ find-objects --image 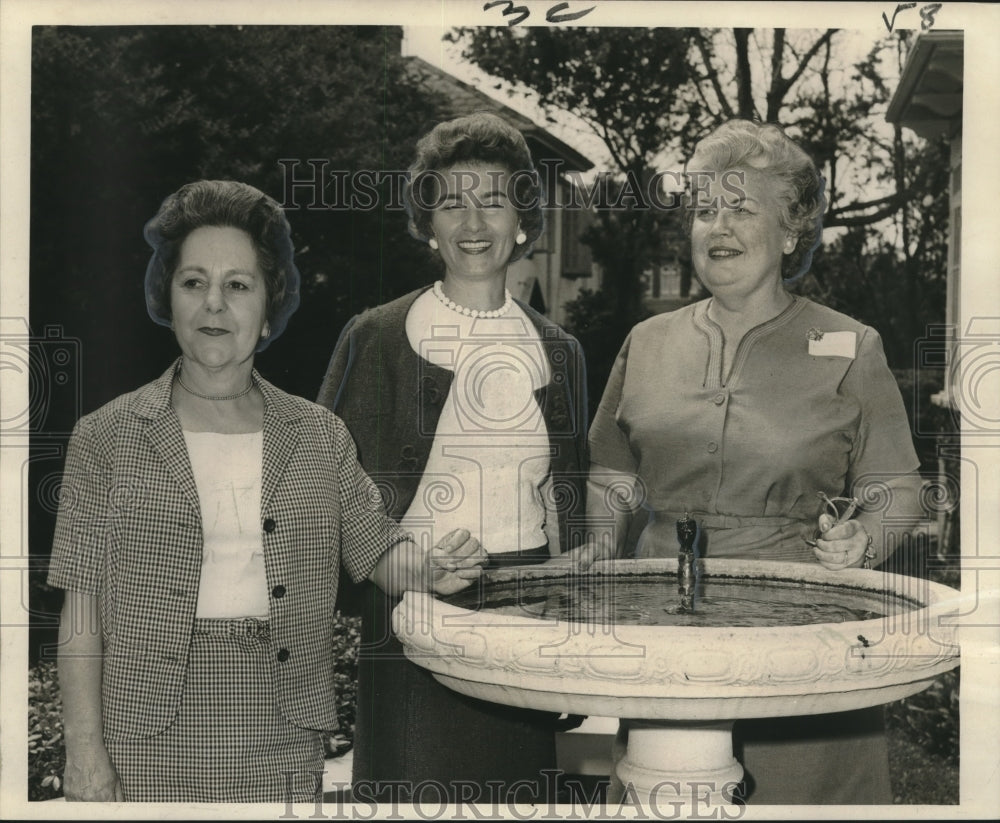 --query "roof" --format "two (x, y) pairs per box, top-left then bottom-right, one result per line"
(886, 30), (963, 140)
(403, 55), (594, 173)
